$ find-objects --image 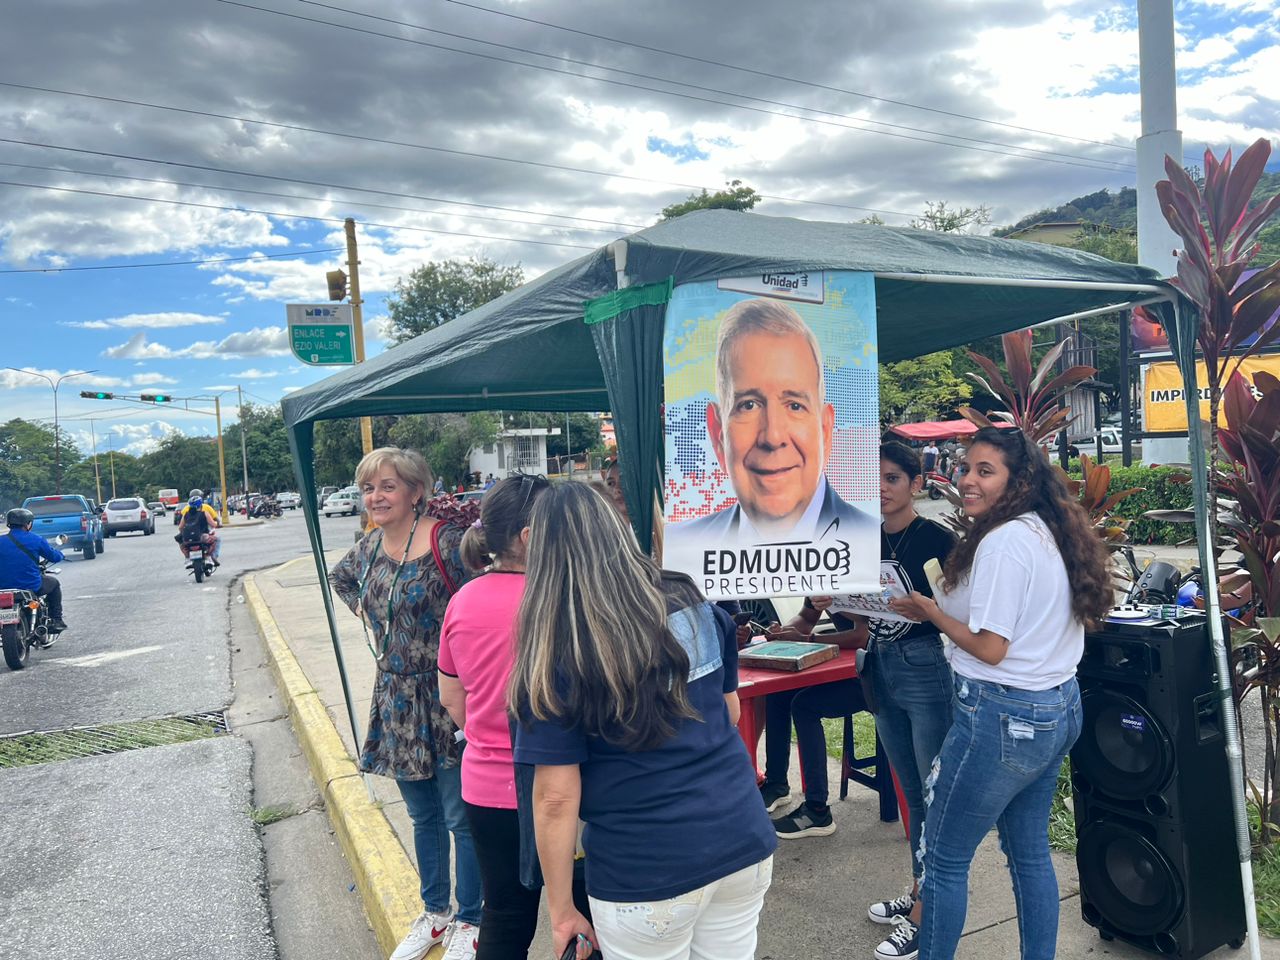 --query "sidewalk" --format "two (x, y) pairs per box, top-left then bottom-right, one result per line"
(245, 552), (1272, 960)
